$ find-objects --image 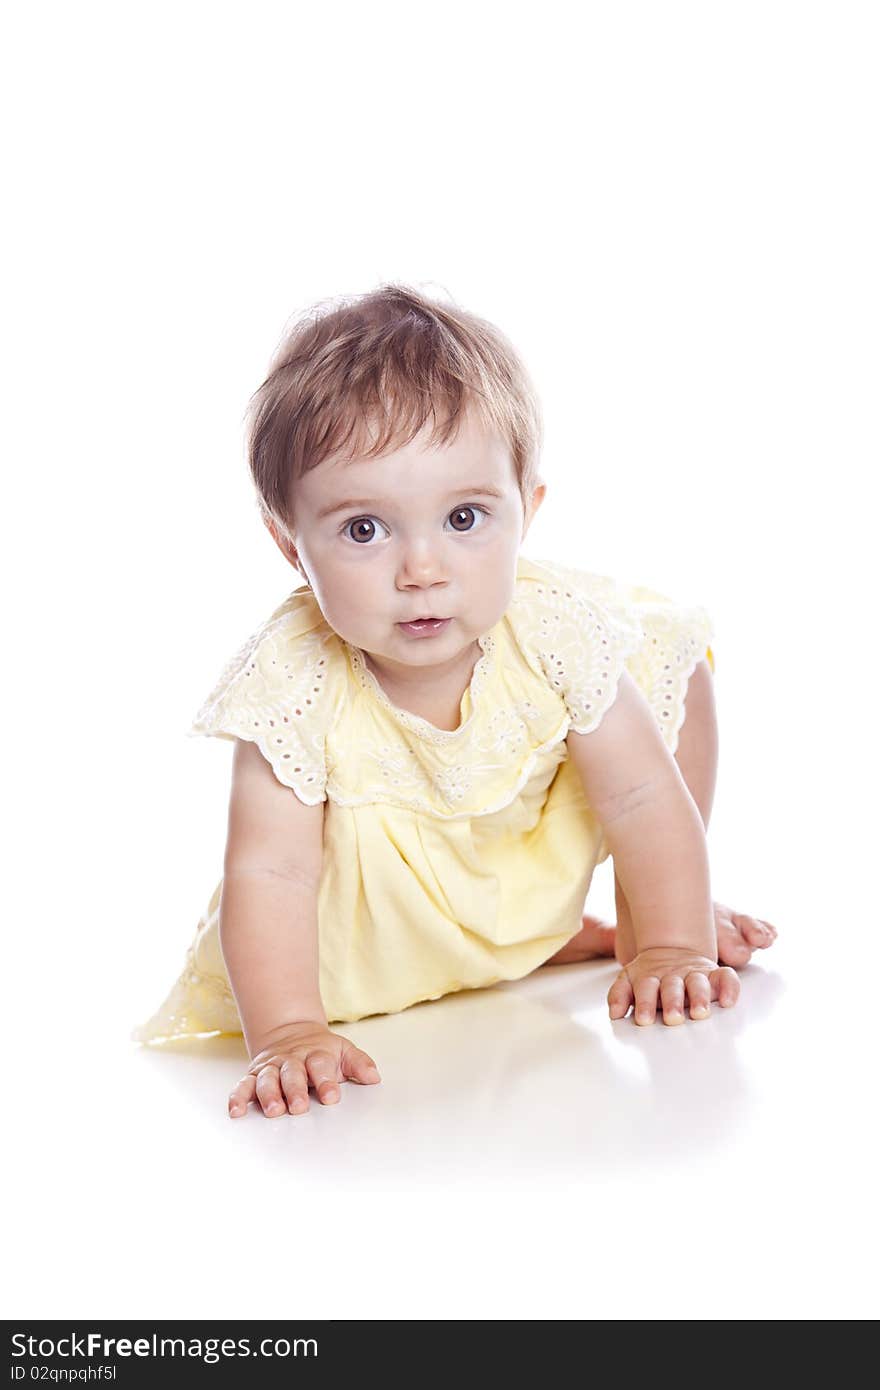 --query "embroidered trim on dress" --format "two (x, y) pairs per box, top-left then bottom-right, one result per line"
(324, 713), (571, 819)
(509, 565), (646, 739)
(187, 614), (333, 805)
(512, 558), (715, 758)
(621, 604), (715, 756)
